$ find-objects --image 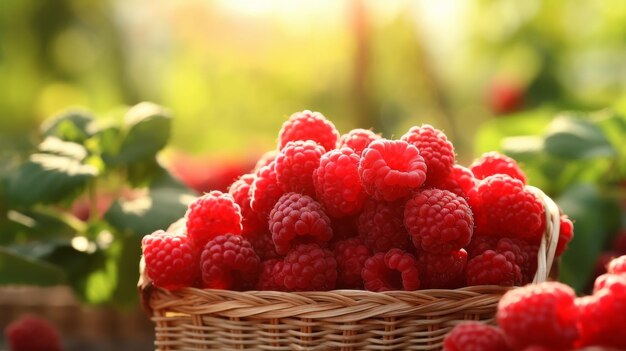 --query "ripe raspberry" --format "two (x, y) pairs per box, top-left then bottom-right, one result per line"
(275, 140), (325, 196)
(443, 322), (509, 351)
(338, 128), (381, 156)
(359, 139), (427, 201)
(418, 250), (467, 289)
(519, 346), (551, 351)
(254, 150), (278, 172)
(4, 315), (62, 351)
(334, 238), (371, 289)
(555, 214), (574, 257)
(186, 191), (243, 247)
(404, 188), (473, 254)
(279, 243), (337, 291)
(578, 274), (626, 349)
(313, 148), (366, 218)
(432, 164), (476, 198)
(467, 237), (537, 284)
(487, 80), (524, 115)
(200, 234), (260, 290)
(247, 229), (278, 260)
(466, 250), (522, 286)
(269, 192), (333, 255)
(250, 161), (284, 216)
(469, 174), (545, 242)
(278, 110), (339, 152)
(331, 215), (358, 242)
(142, 230), (200, 289)
(608, 255), (626, 275)
(357, 198), (410, 253)
(229, 174), (266, 235)
(256, 259), (284, 290)
(400, 124), (455, 185)
(362, 249), (420, 291)
(470, 151), (527, 184)
(497, 282), (578, 350)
